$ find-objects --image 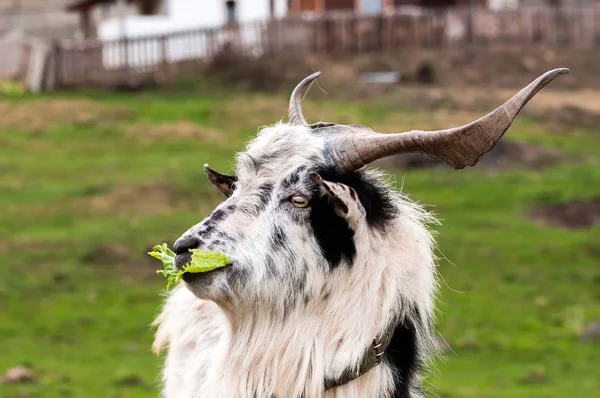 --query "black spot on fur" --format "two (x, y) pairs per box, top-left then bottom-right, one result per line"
(255, 183), (274, 212)
(201, 224), (216, 237)
(217, 231), (233, 241)
(265, 255), (277, 277)
(223, 204), (237, 213)
(271, 224), (287, 247)
(292, 263), (308, 293)
(317, 166), (397, 232)
(207, 239), (224, 250)
(282, 294), (298, 319)
(385, 310), (422, 398)
(309, 189), (356, 269)
(209, 209), (227, 223)
(349, 188), (356, 200)
(281, 166), (307, 189)
(227, 264), (251, 287)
